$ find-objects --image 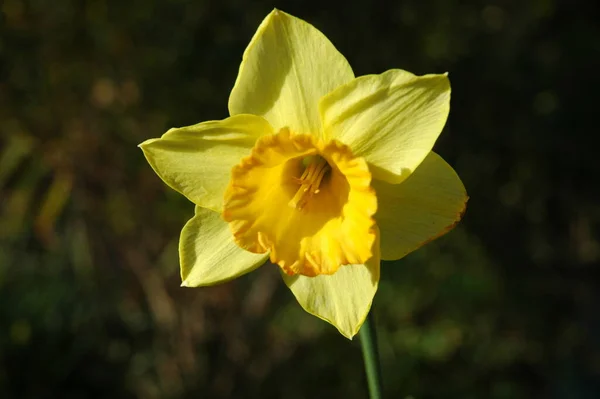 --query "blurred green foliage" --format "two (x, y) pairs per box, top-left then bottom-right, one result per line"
(1, 0), (599, 398)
